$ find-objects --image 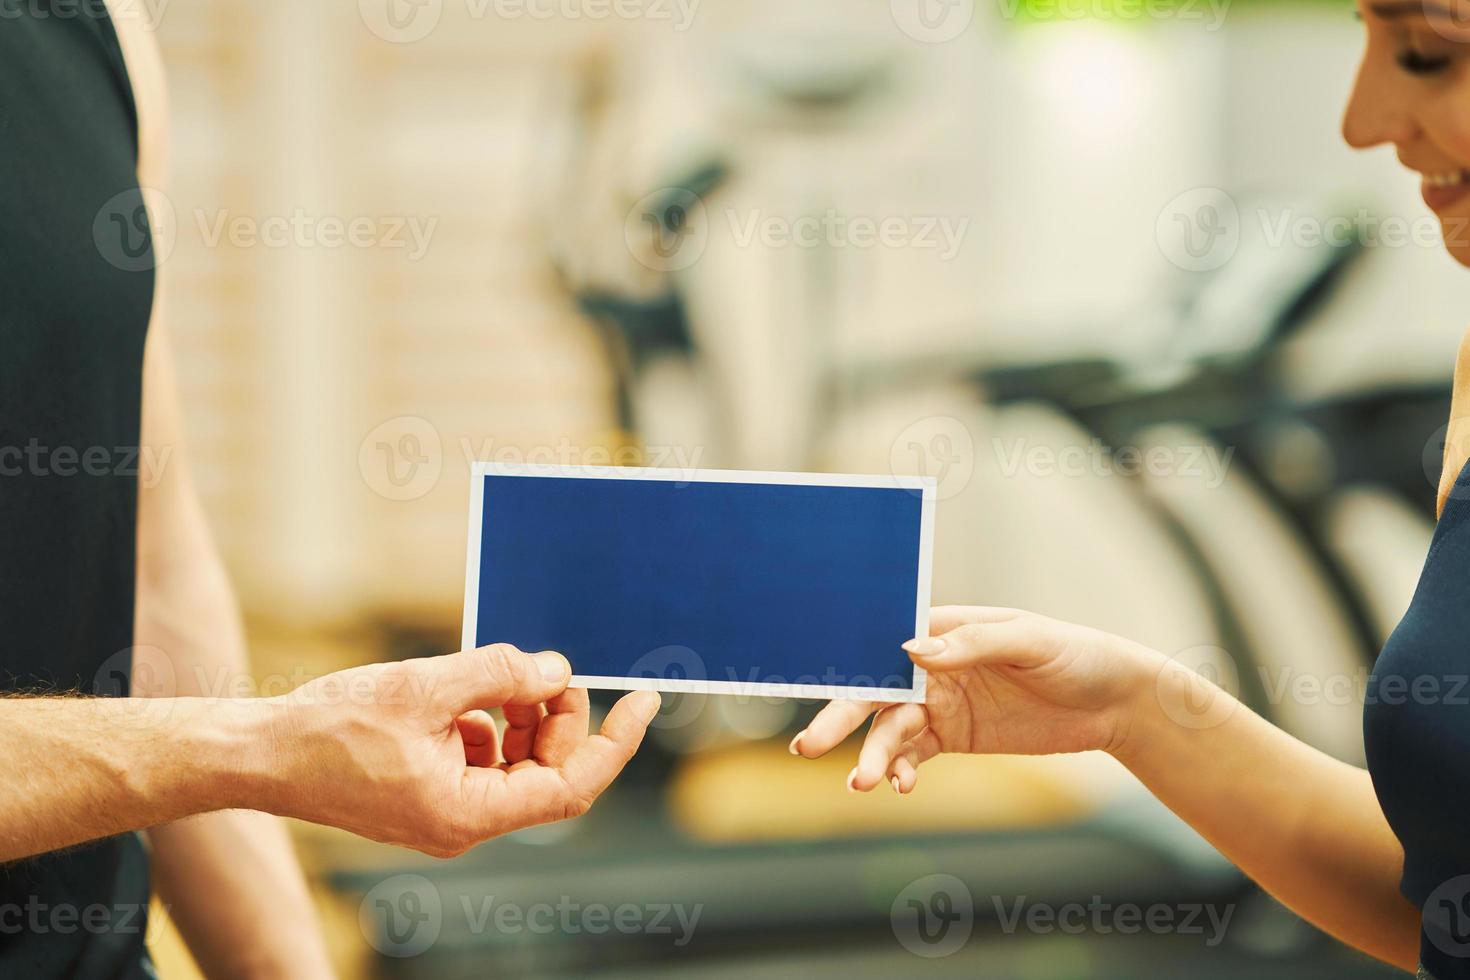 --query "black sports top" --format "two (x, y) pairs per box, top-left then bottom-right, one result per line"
(0, 2), (156, 976)
(1366, 458), (1470, 979)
